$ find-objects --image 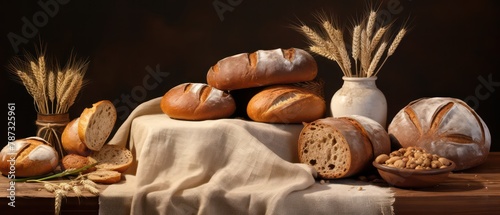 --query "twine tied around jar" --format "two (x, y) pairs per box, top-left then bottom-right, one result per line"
(36, 113), (70, 160)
